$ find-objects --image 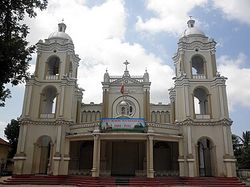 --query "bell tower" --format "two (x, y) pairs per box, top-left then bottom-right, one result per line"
(170, 18), (236, 177)
(14, 22), (83, 175)
(21, 22), (82, 122)
(172, 18), (229, 121)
